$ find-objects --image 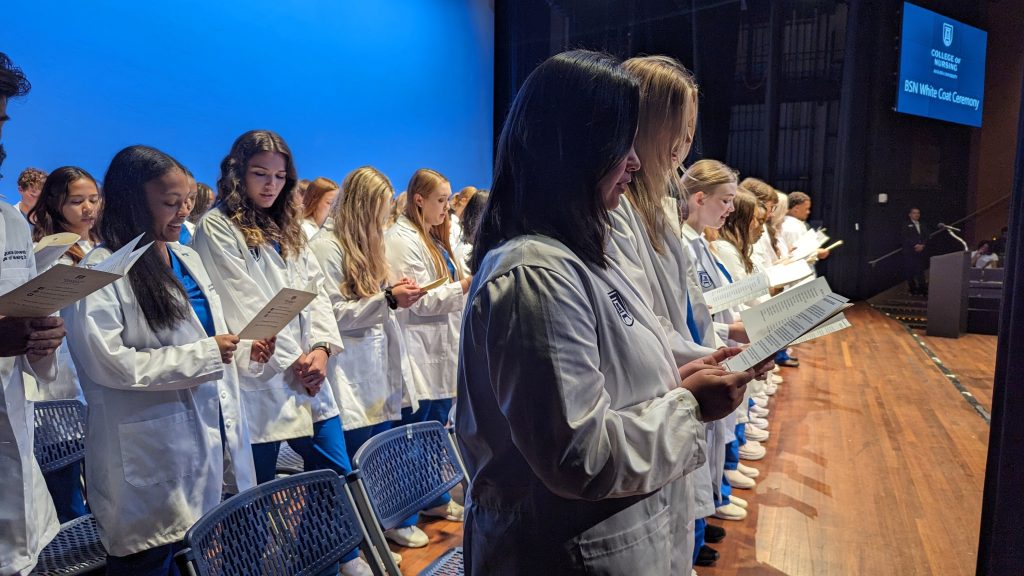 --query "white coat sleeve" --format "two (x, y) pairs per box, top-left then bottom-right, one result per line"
(308, 236), (389, 332)
(192, 214), (289, 374)
(385, 232), (464, 316)
(473, 265), (705, 500)
(64, 283), (224, 391)
(298, 247), (343, 353)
